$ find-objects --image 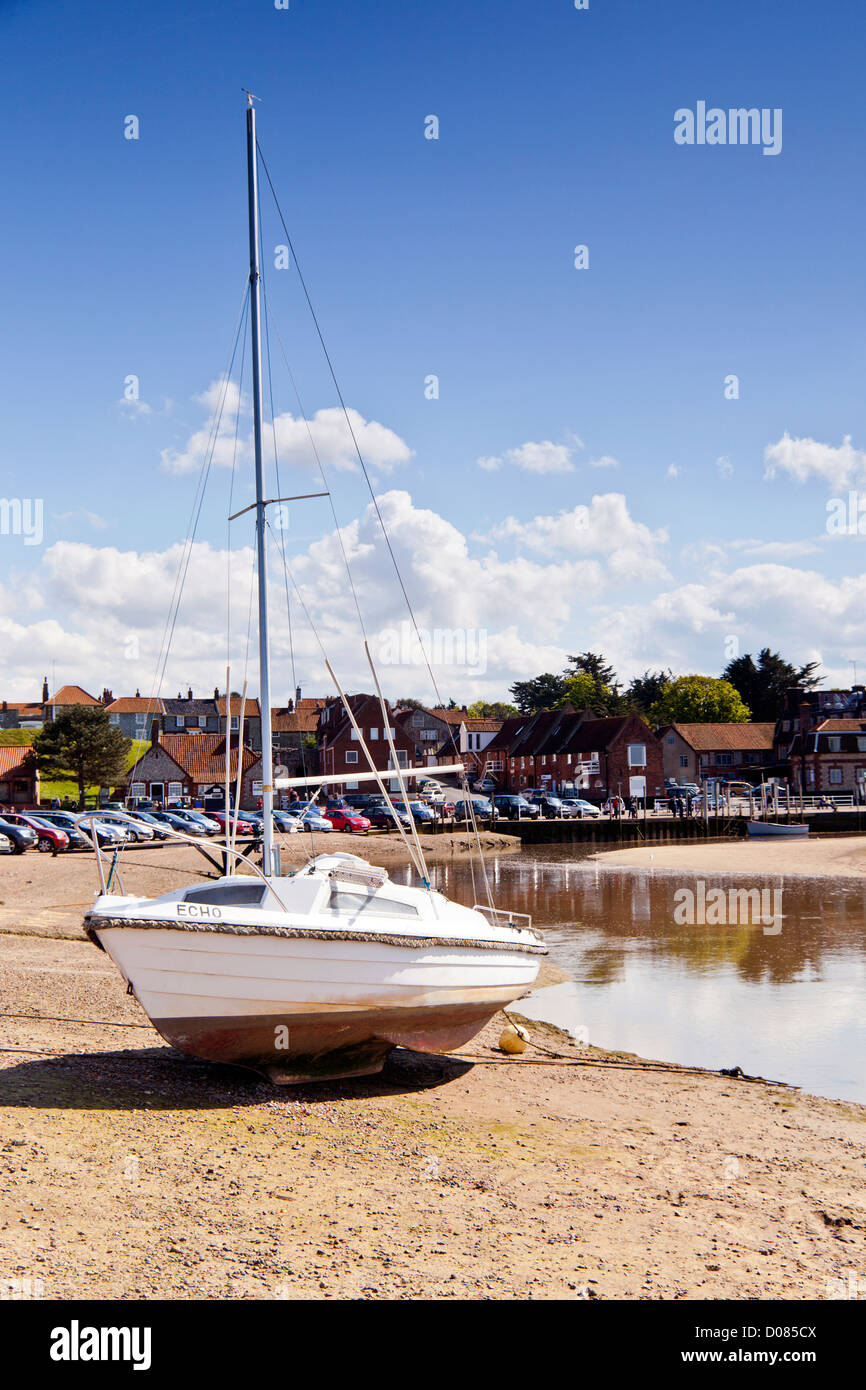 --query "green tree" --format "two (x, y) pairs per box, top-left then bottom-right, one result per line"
(467, 700), (519, 719)
(394, 697), (424, 710)
(33, 706), (131, 806)
(565, 651), (618, 686)
(555, 672), (615, 714)
(626, 669), (673, 716)
(509, 673), (568, 714)
(649, 676), (751, 726)
(721, 648), (821, 722)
